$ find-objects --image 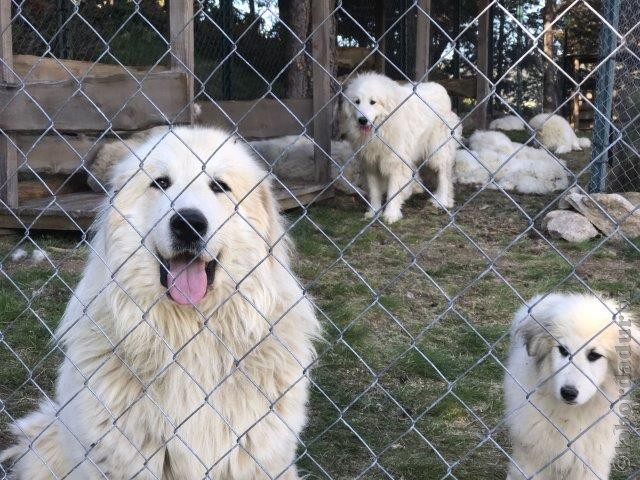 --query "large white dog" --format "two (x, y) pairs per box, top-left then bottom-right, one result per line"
(341, 72), (460, 223)
(1, 127), (320, 479)
(504, 293), (640, 479)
